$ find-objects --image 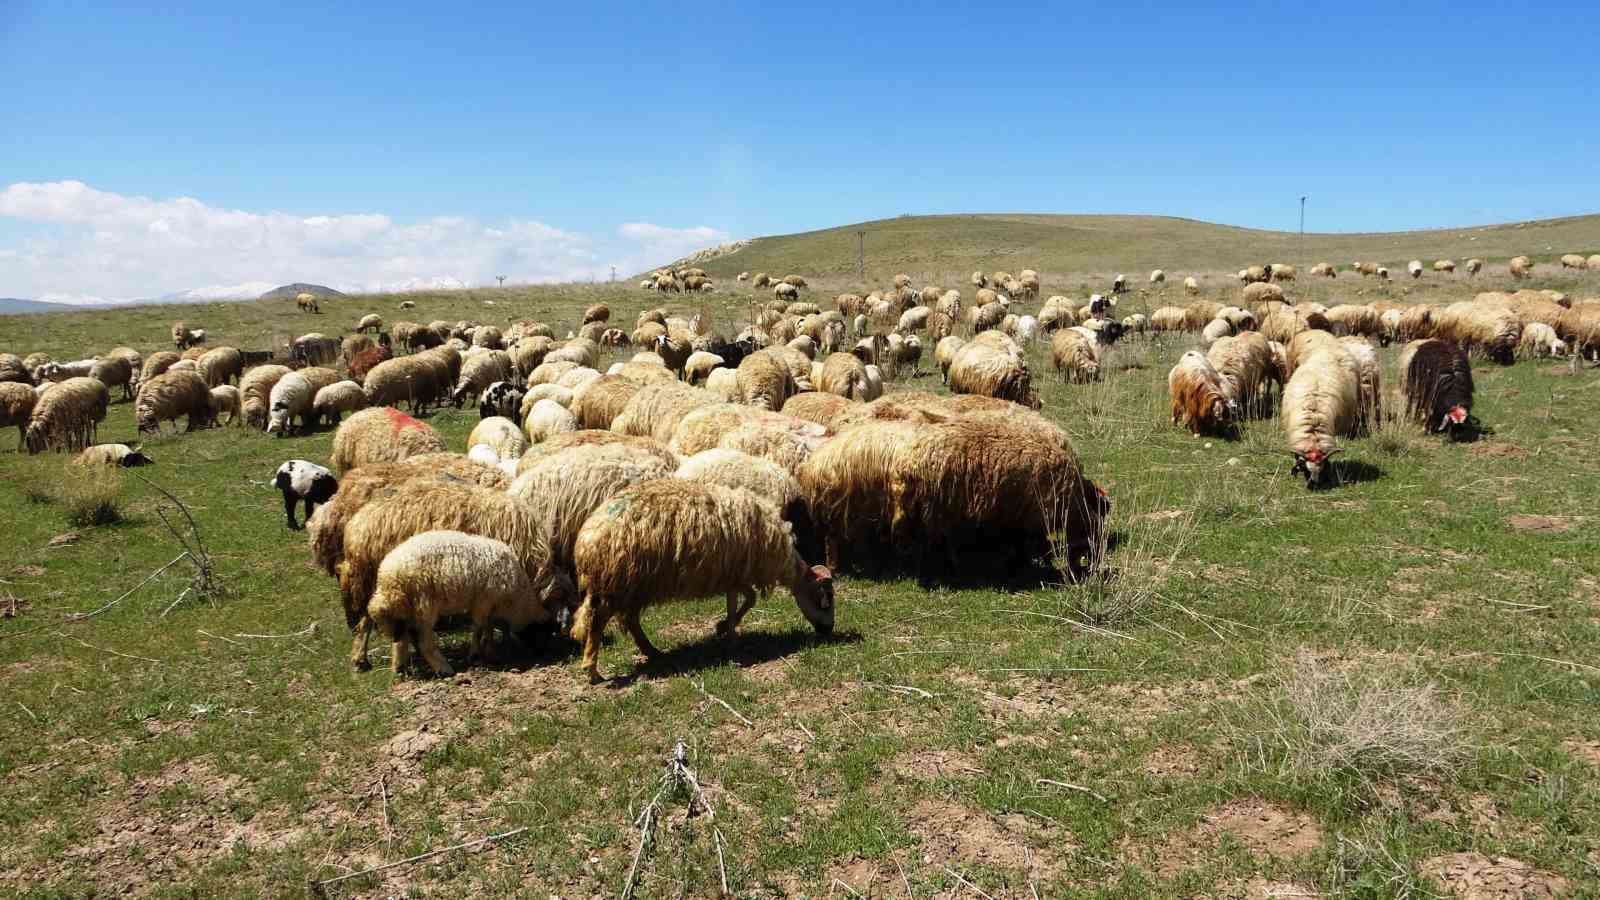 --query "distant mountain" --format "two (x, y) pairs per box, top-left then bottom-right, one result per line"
(160, 282), (280, 302)
(258, 283), (348, 302)
(0, 297), (77, 315)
